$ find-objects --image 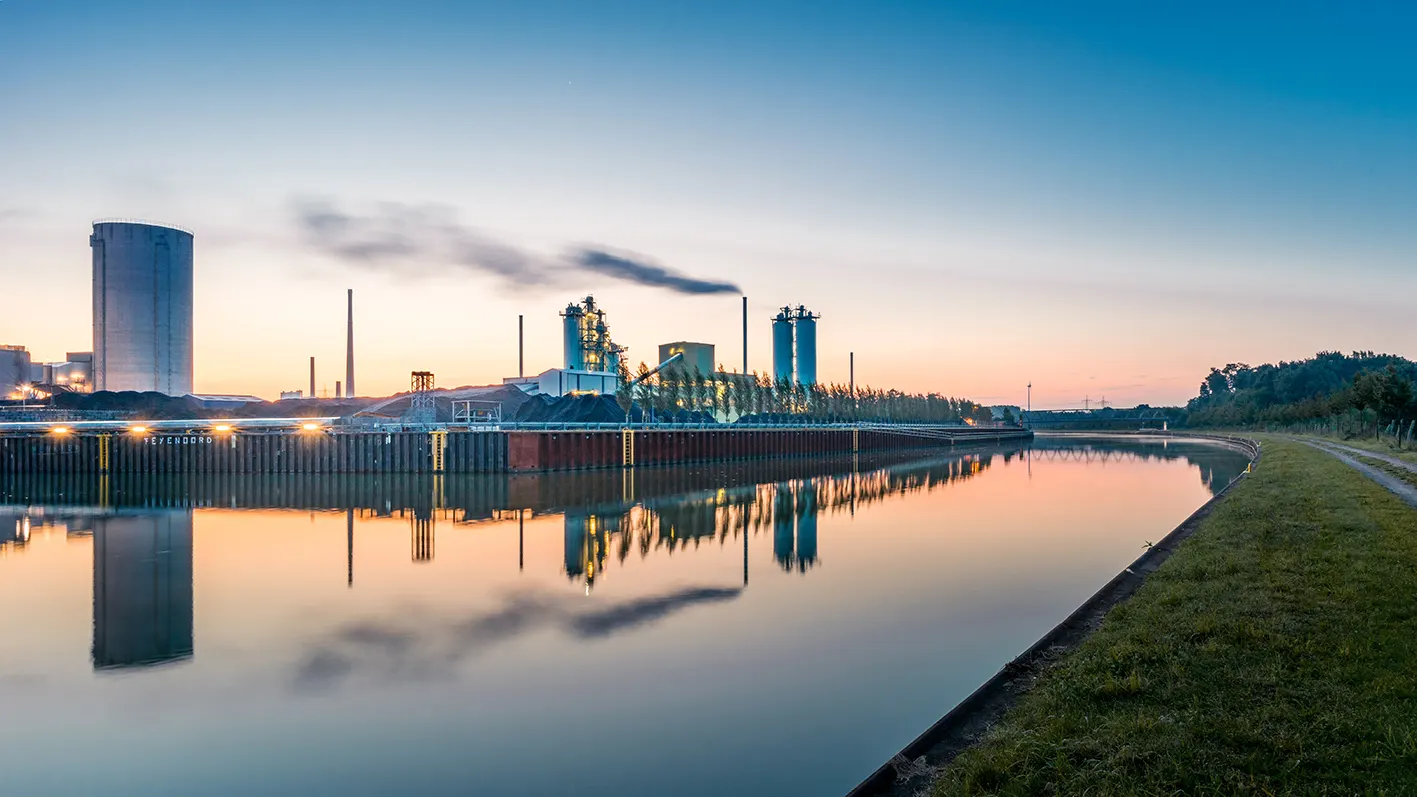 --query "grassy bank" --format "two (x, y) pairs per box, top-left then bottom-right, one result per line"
(930, 437), (1417, 796)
